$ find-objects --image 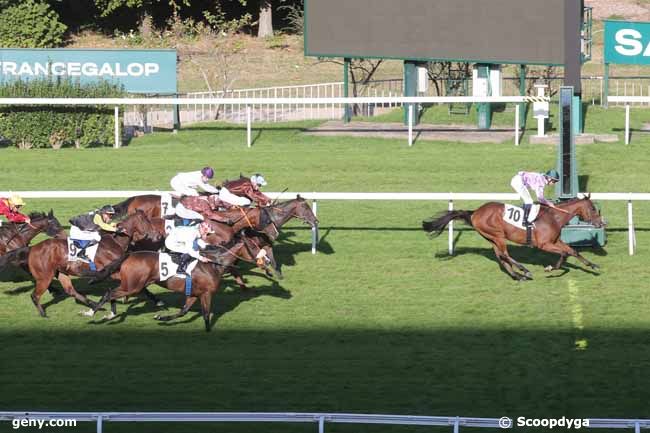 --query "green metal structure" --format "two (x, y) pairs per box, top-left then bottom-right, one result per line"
(556, 86), (606, 247)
